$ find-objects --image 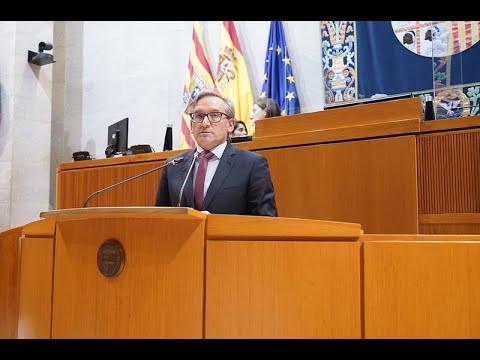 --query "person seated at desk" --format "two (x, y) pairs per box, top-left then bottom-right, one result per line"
(230, 120), (248, 138)
(250, 97), (281, 133)
(154, 89), (278, 216)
